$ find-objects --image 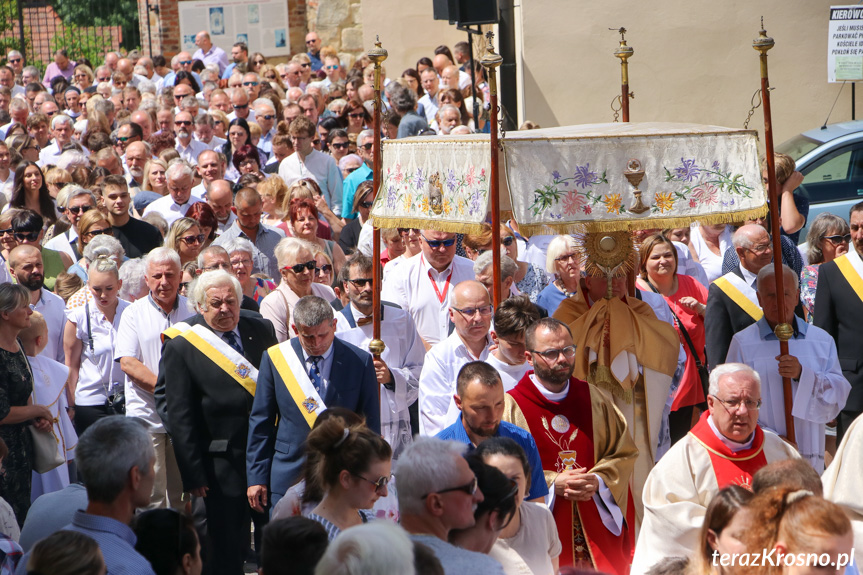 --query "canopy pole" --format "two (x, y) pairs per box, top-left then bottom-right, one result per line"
(368, 37), (388, 403)
(753, 21), (795, 445)
(481, 31), (504, 308)
(613, 27), (634, 122)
